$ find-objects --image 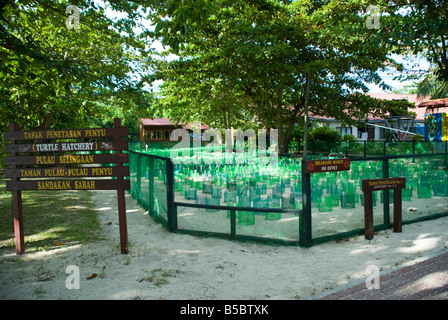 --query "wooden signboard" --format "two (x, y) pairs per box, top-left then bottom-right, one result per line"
(4, 140), (129, 154)
(361, 177), (406, 240)
(362, 177), (406, 192)
(5, 166), (129, 179)
(306, 158), (351, 174)
(3, 118), (130, 255)
(4, 153), (128, 166)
